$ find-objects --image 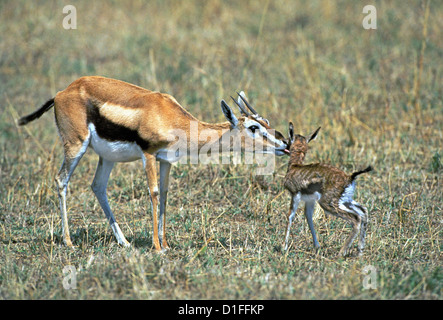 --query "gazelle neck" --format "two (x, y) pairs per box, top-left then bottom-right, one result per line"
(195, 120), (234, 151)
(198, 120), (232, 135)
